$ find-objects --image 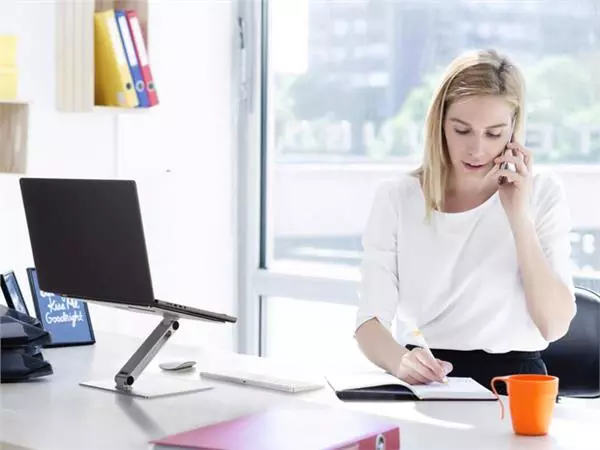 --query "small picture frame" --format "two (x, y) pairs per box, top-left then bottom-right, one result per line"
(27, 267), (95, 348)
(1, 270), (30, 316)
